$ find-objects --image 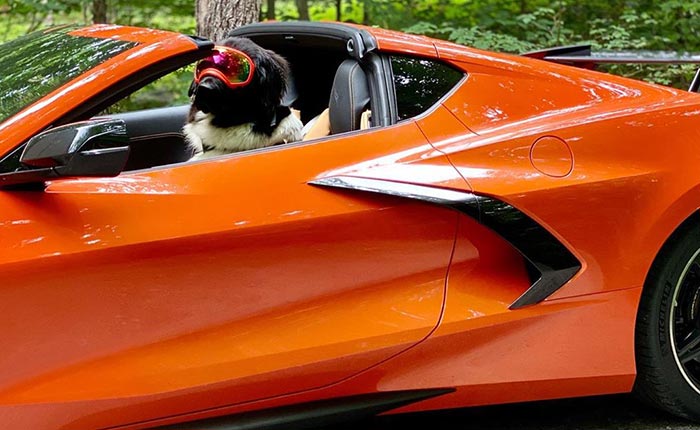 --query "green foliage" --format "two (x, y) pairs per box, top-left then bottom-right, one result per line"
(404, 22), (536, 52)
(107, 66), (193, 114)
(108, 0), (194, 33)
(397, 0), (700, 89)
(0, 0), (195, 40)
(6, 0), (82, 16)
(2, 0), (699, 111)
(268, 0), (700, 91)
